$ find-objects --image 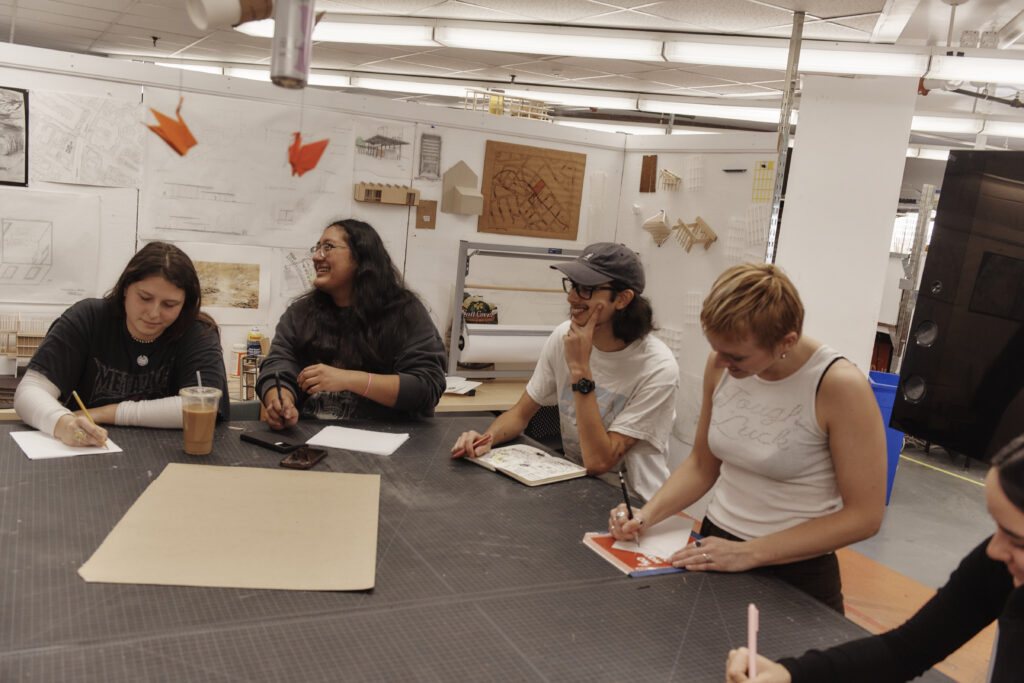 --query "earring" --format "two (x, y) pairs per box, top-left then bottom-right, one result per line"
(781, 352), (788, 359)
